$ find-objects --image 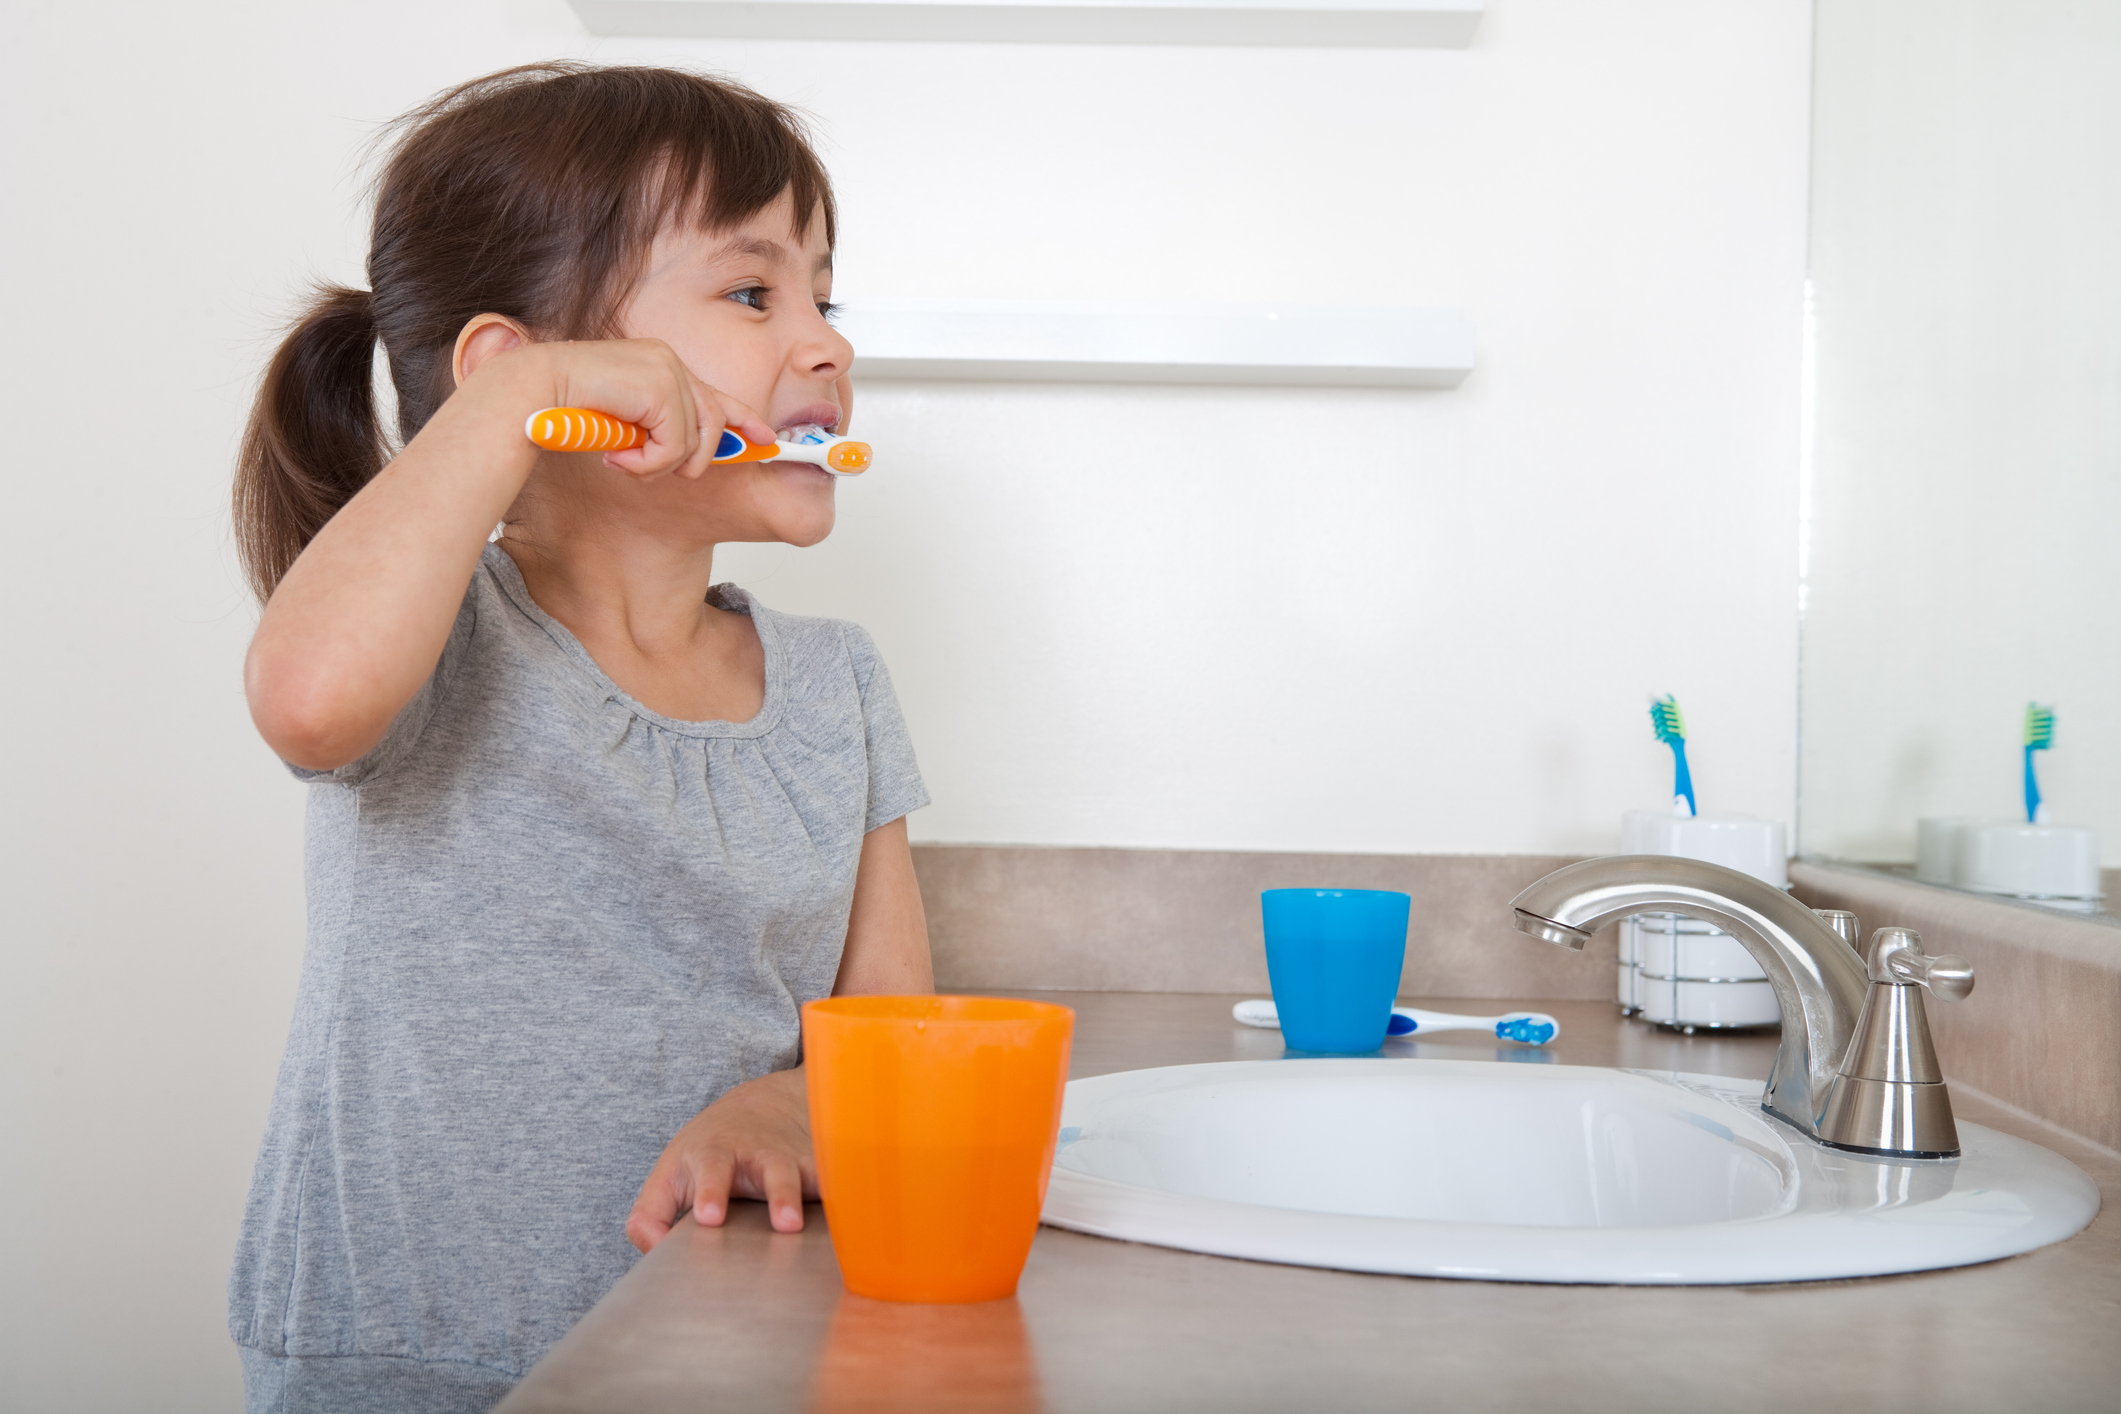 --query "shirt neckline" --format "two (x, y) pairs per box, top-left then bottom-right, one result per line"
(482, 544), (786, 740)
